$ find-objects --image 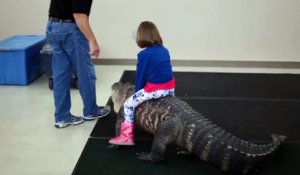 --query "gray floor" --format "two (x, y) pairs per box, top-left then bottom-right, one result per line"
(0, 65), (135, 175)
(1, 65), (300, 175)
